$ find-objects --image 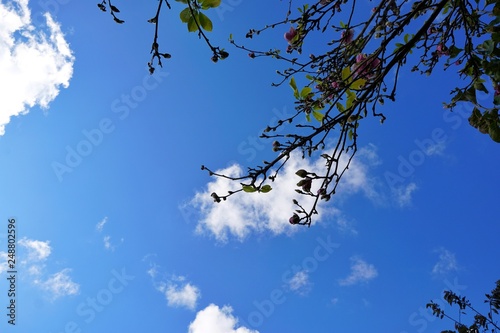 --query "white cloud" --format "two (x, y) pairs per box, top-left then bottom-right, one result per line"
(18, 237), (51, 261)
(188, 304), (259, 333)
(0, 0), (74, 135)
(103, 235), (116, 251)
(287, 270), (311, 295)
(189, 146), (380, 242)
(166, 282), (201, 310)
(35, 268), (79, 300)
(96, 217), (108, 232)
(0, 252), (8, 274)
(432, 248), (458, 276)
(339, 256), (378, 286)
(144, 259), (201, 311)
(17, 237), (77, 299)
(423, 141), (446, 156)
(392, 182), (418, 207)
